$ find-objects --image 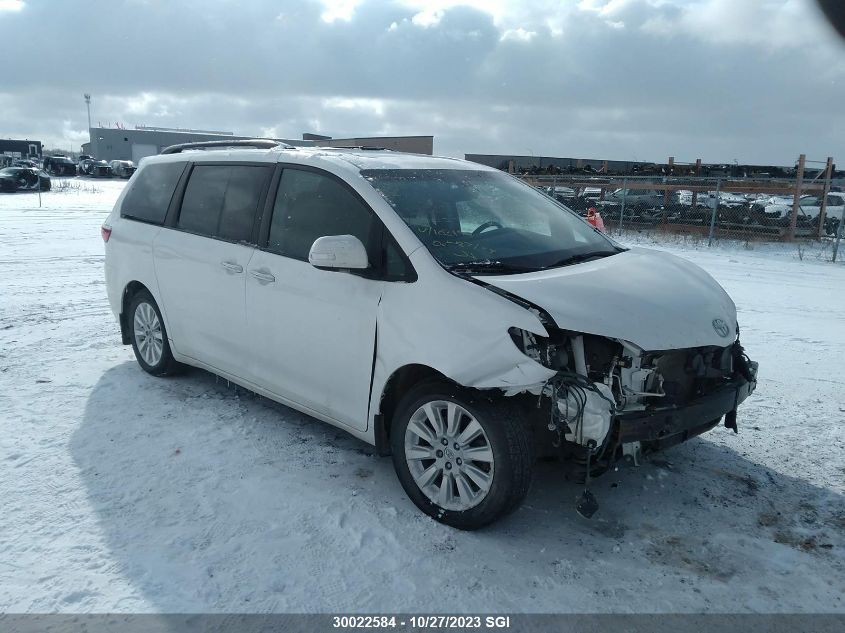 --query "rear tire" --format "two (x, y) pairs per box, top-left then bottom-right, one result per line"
(127, 290), (183, 377)
(390, 380), (534, 530)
